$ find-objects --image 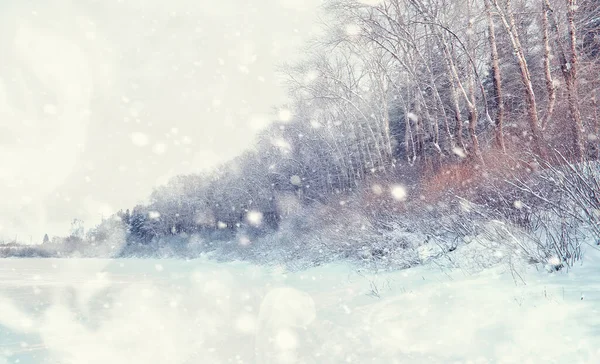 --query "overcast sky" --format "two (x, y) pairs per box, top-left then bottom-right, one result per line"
(0, 0), (323, 242)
